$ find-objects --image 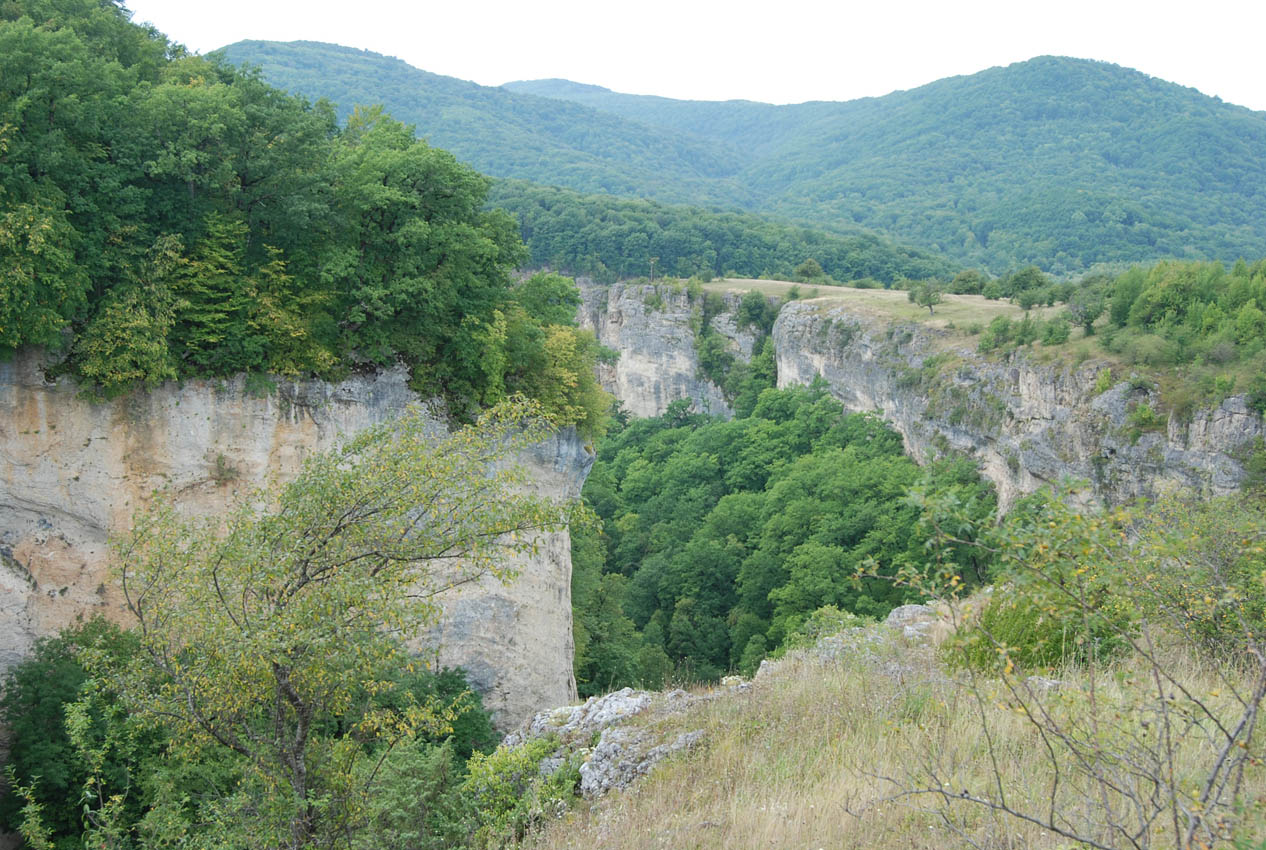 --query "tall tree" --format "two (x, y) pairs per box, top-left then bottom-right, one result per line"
(90, 400), (574, 848)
